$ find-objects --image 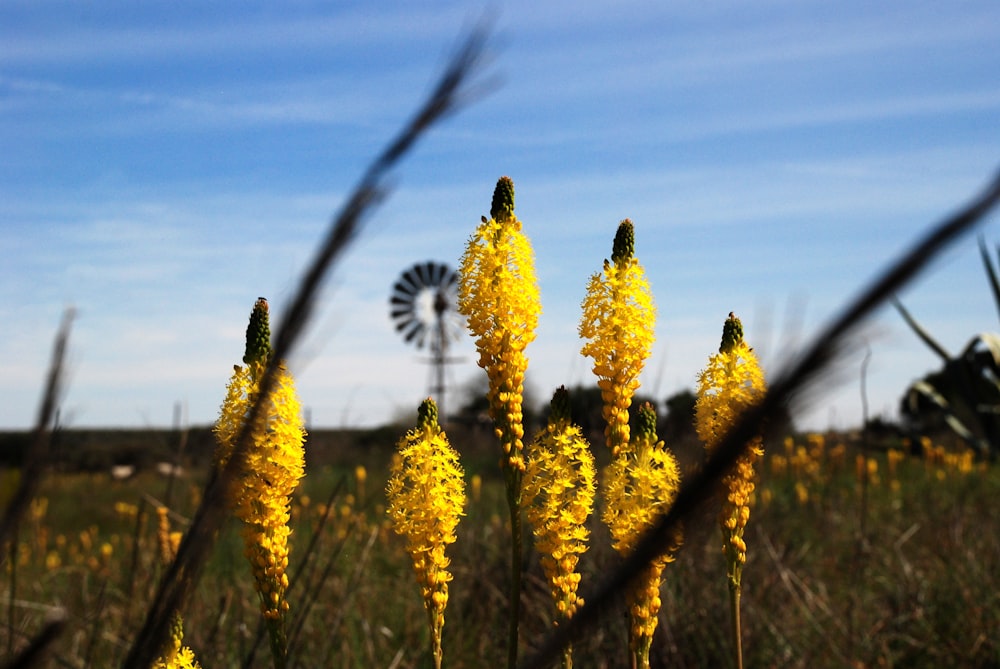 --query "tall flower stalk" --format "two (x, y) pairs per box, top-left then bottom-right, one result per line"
(386, 398), (466, 669)
(602, 403), (681, 669)
(695, 313), (767, 669)
(214, 297), (306, 669)
(522, 386), (596, 669)
(581, 220), (670, 667)
(458, 175), (541, 667)
(579, 219), (656, 456)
